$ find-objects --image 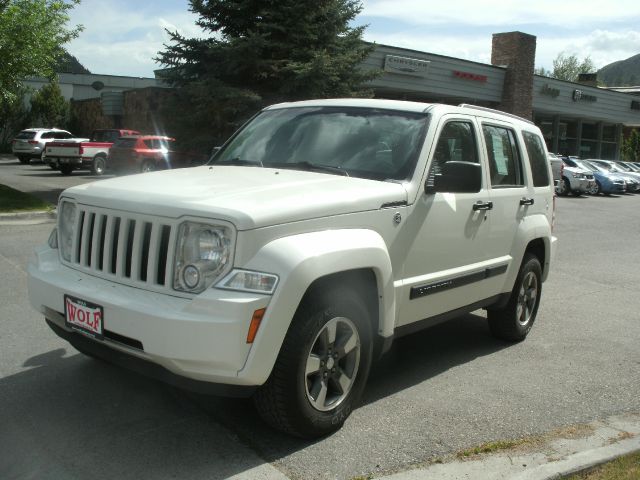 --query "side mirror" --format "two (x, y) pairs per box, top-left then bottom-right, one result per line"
(425, 161), (482, 194)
